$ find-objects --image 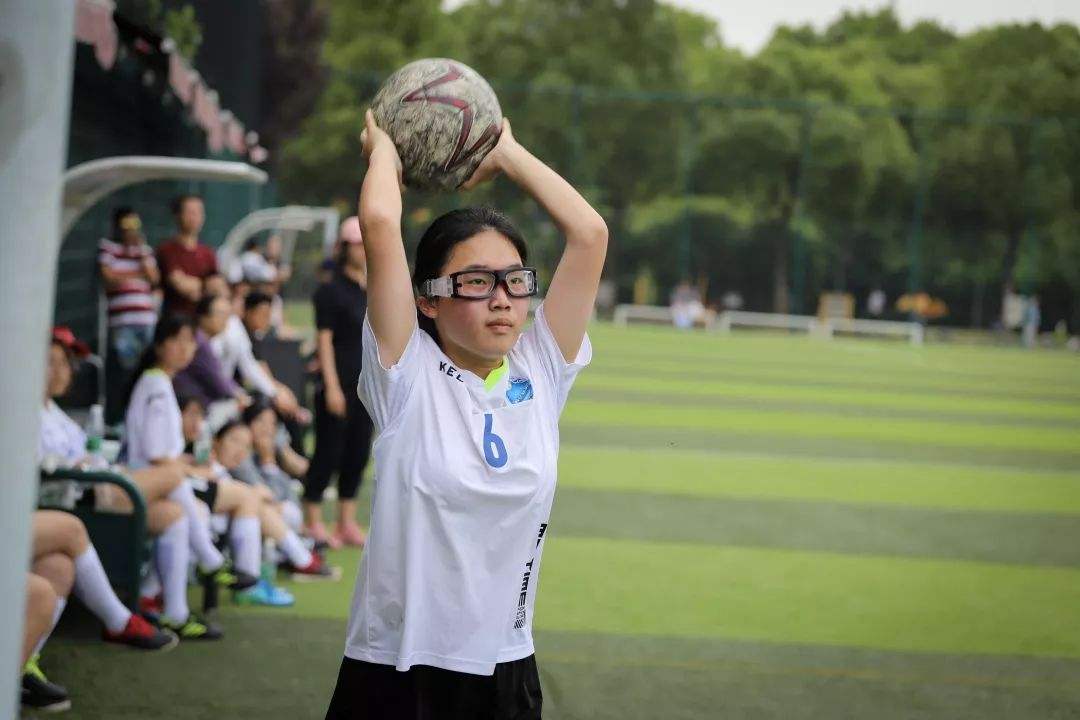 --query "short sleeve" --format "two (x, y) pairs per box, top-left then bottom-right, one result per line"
(141, 389), (181, 462)
(356, 313), (427, 431)
(313, 284), (336, 331)
(514, 303), (592, 413)
(97, 240), (116, 268)
(205, 247), (219, 275)
(155, 244), (172, 273)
